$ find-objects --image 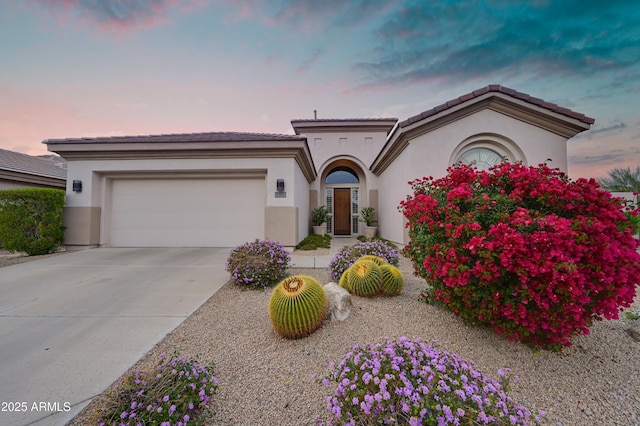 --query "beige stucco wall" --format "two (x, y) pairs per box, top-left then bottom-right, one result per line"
(291, 161), (311, 242)
(304, 130), (389, 173)
(265, 206), (298, 247)
(376, 108), (573, 244)
(63, 206), (101, 247)
(62, 157), (306, 248)
(377, 148), (412, 244)
(403, 109), (568, 177)
(0, 180), (35, 190)
(297, 126), (389, 236)
(308, 155), (379, 236)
